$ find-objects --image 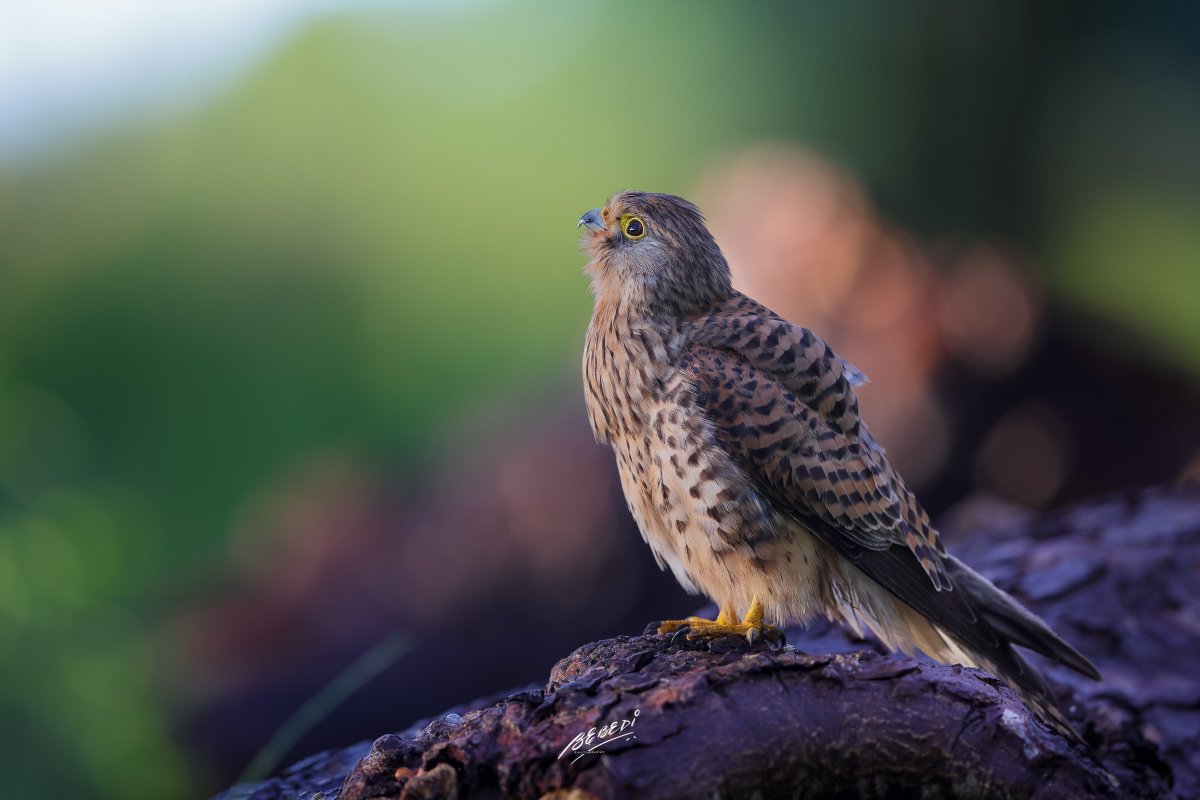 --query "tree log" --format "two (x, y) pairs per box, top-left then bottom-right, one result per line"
(216, 485), (1199, 800)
